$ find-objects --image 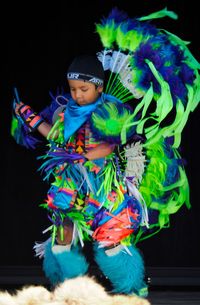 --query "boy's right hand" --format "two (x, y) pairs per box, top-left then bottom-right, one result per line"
(14, 102), (45, 132)
(15, 101), (24, 116)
